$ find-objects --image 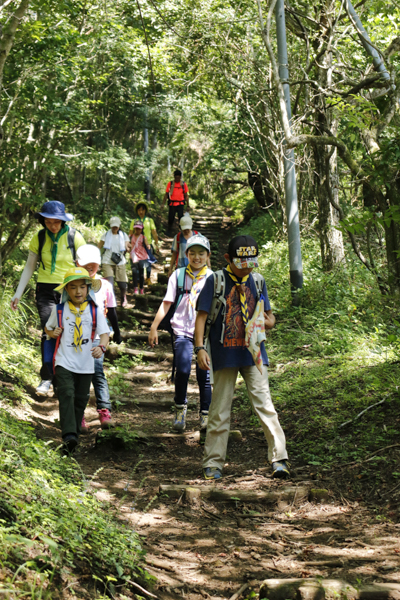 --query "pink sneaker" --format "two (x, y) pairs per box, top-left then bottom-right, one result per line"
(133, 287), (138, 294)
(97, 408), (114, 429)
(81, 416), (89, 434)
(140, 288), (144, 295)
